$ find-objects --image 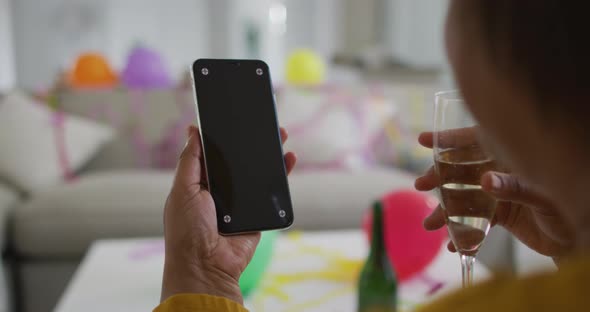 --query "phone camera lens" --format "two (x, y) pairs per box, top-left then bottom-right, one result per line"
(201, 68), (209, 75)
(256, 68), (263, 76)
